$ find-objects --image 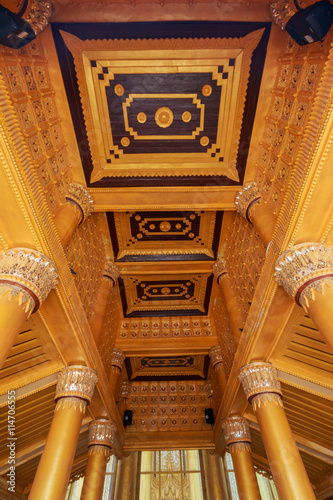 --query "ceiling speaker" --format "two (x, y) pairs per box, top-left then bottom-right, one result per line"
(123, 409), (133, 427)
(205, 408), (215, 426)
(286, 0), (333, 45)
